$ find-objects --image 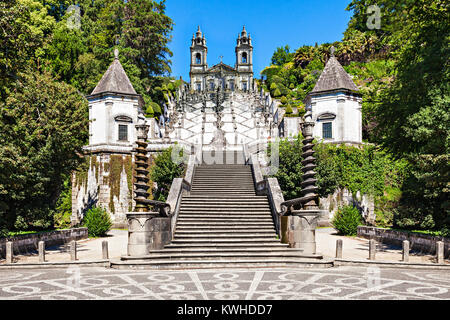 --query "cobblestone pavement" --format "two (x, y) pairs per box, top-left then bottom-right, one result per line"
(0, 266), (449, 300)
